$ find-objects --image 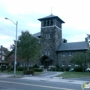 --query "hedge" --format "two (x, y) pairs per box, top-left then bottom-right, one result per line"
(23, 70), (34, 75)
(33, 68), (43, 72)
